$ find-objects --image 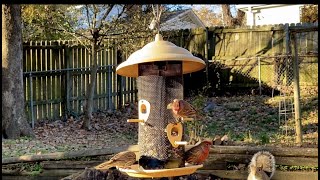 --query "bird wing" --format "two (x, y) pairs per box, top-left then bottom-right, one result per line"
(185, 142), (211, 165)
(179, 100), (197, 117)
(185, 145), (202, 162)
(96, 151), (135, 169)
